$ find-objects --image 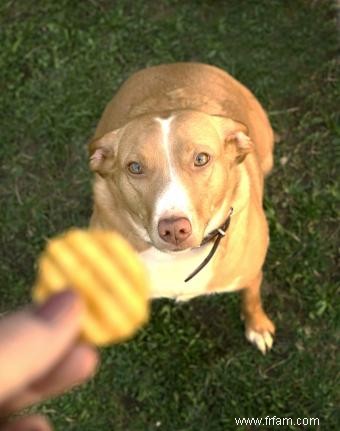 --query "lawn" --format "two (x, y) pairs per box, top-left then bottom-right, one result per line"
(0, 0), (339, 430)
